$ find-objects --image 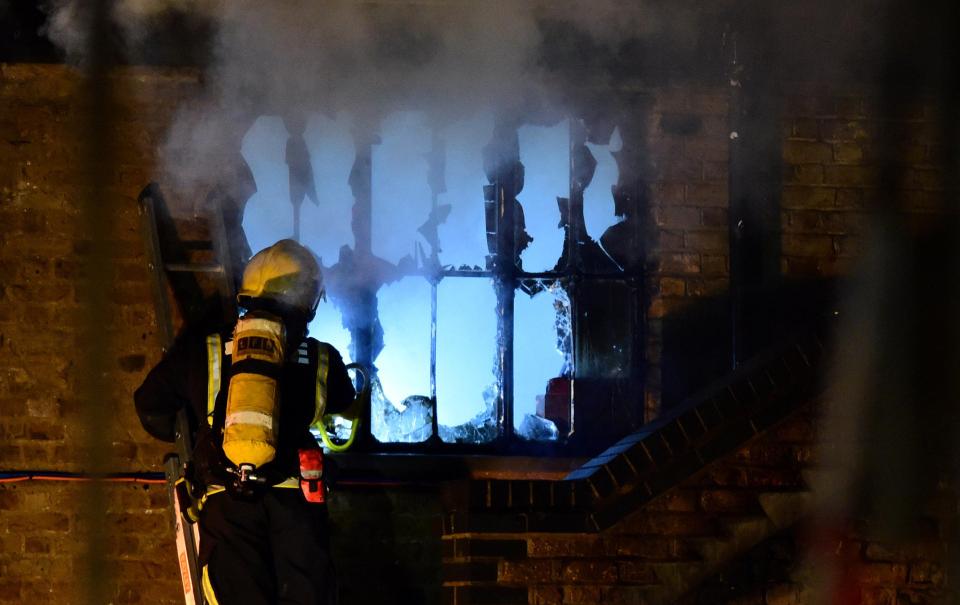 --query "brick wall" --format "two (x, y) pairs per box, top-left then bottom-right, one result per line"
(642, 87), (730, 421)
(780, 88), (944, 278)
(0, 63), (198, 604)
(2, 61), (954, 604)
